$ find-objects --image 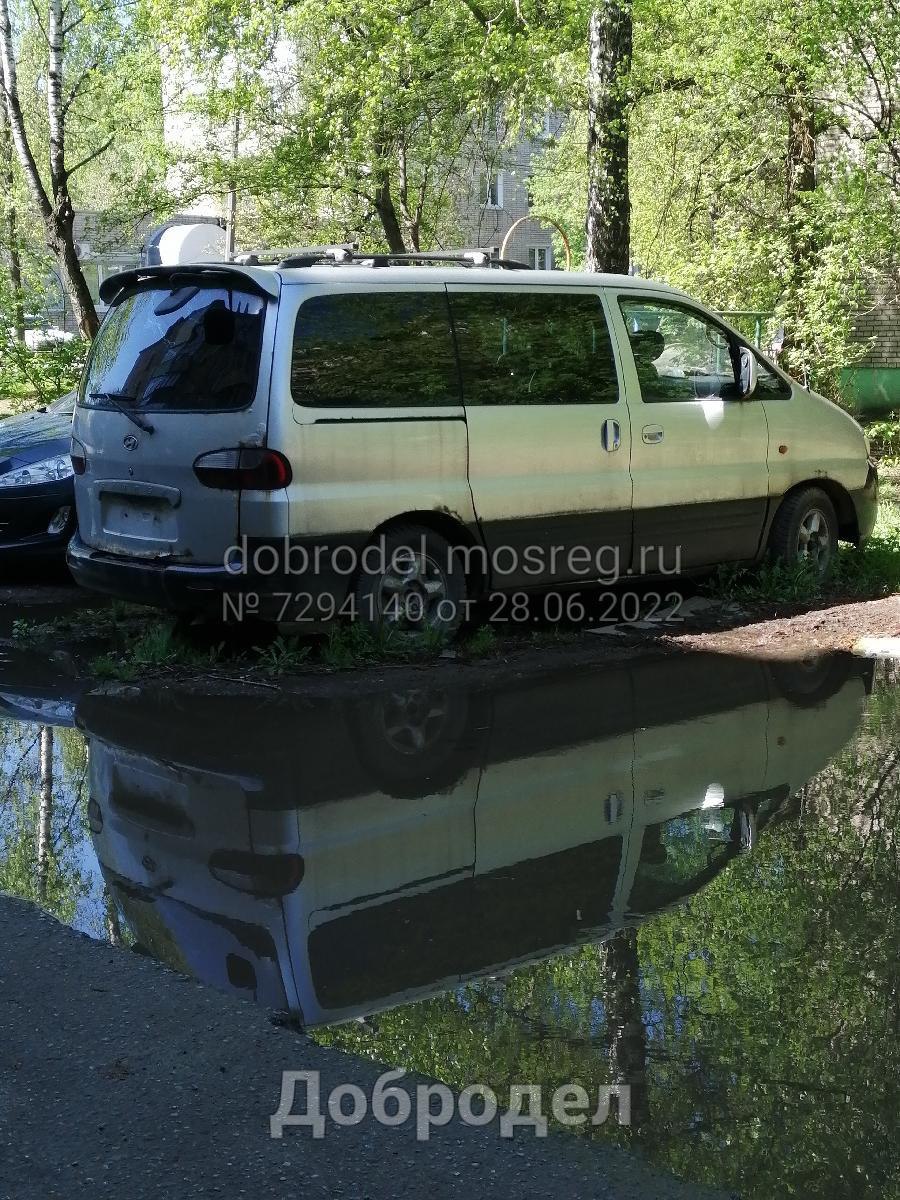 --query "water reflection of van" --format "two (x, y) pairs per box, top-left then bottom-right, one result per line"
(78, 652), (871, 1025)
